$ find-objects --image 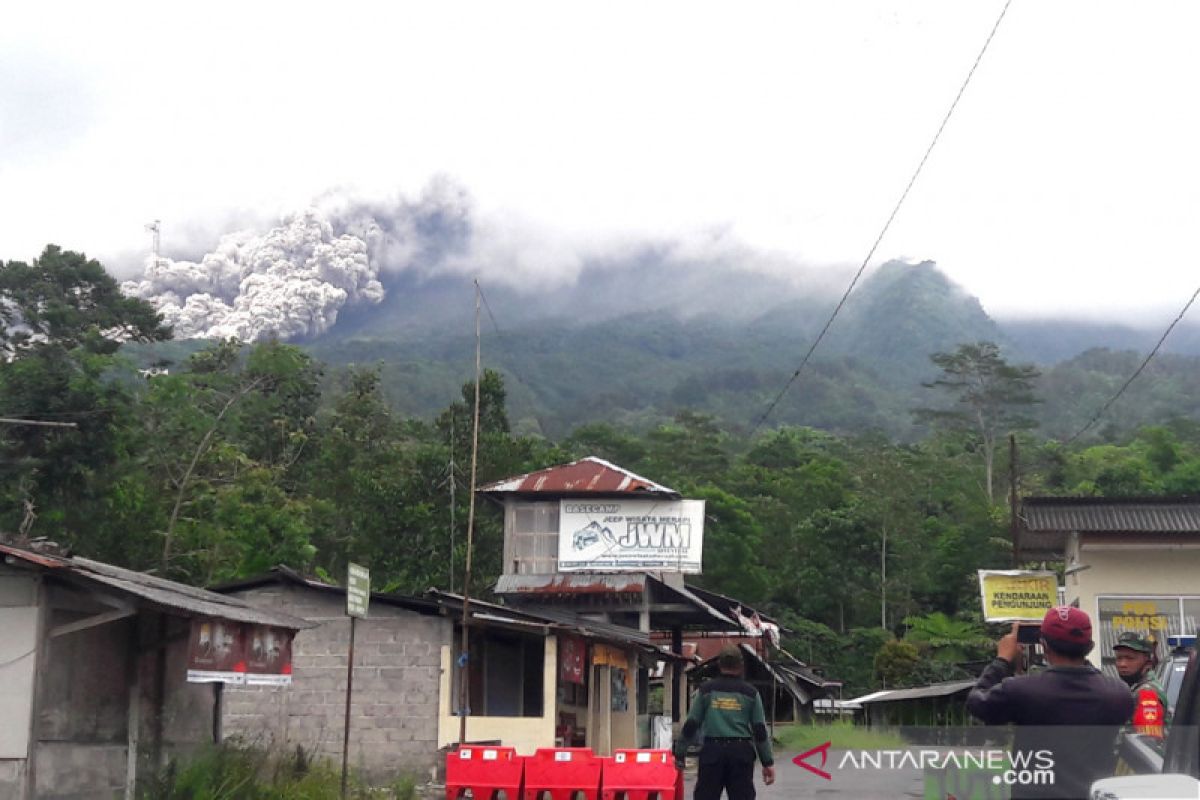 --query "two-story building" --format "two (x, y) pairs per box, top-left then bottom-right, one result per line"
(477, 456), (826, 752)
